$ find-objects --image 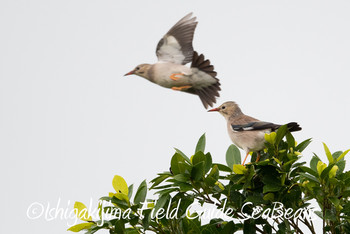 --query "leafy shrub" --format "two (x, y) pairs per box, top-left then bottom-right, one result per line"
(68, 127), (350, 233)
